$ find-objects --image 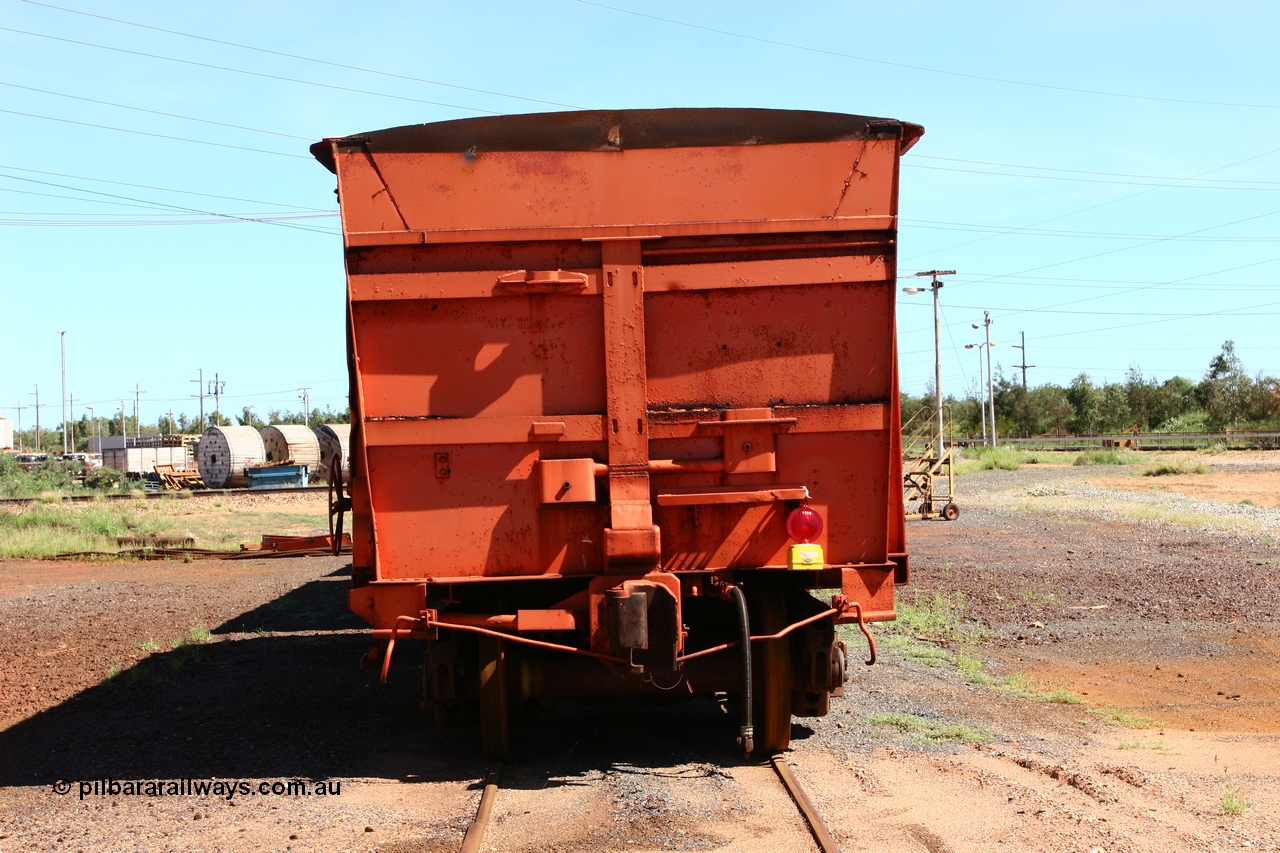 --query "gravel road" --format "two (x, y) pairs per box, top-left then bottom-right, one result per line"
(0, 460), (1276, 852)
